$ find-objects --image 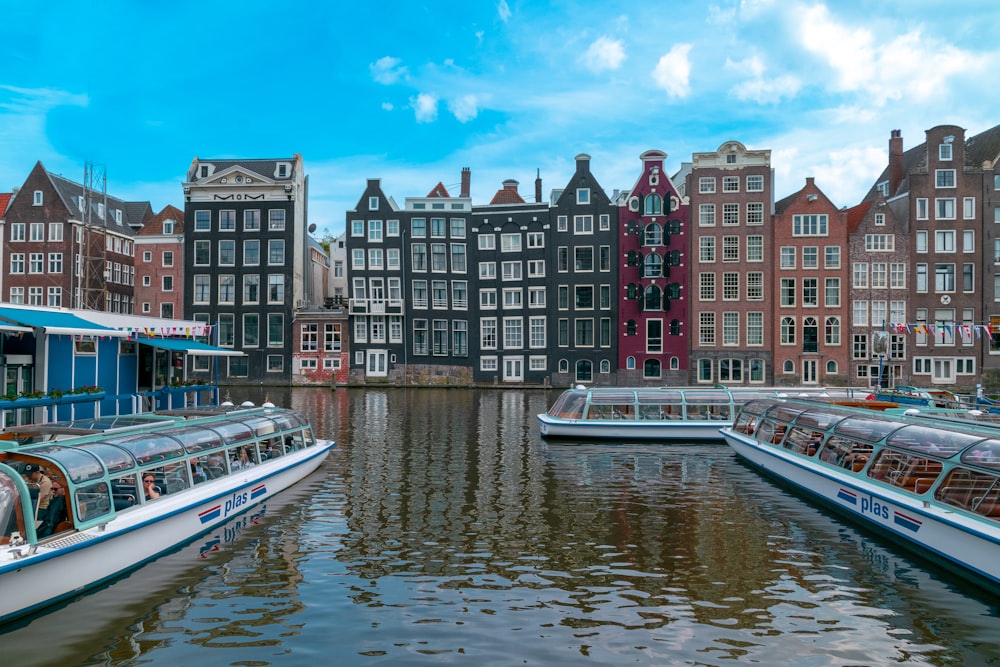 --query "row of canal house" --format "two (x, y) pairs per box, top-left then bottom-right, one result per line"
(345, 124), (1000, 391)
